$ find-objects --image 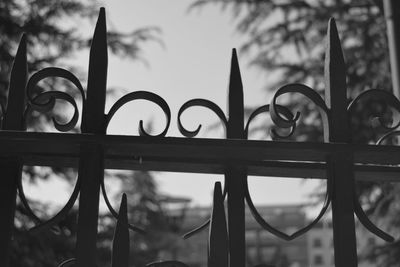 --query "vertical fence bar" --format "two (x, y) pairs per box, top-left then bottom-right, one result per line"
(0, 35), (27, 267)
(208, 182), (228, 267)
(226, 49), (246, 267)
(325, 19), (358, 266)
(75, 8), (107, 267)
(111, 194), (129, 267)
(384, 0), (400, 98)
